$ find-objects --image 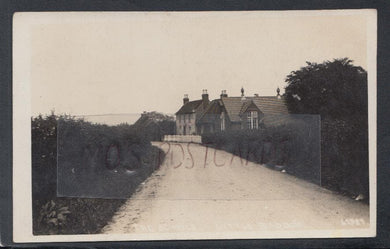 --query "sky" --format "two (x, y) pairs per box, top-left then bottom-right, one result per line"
(25, 11), (369, 122)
